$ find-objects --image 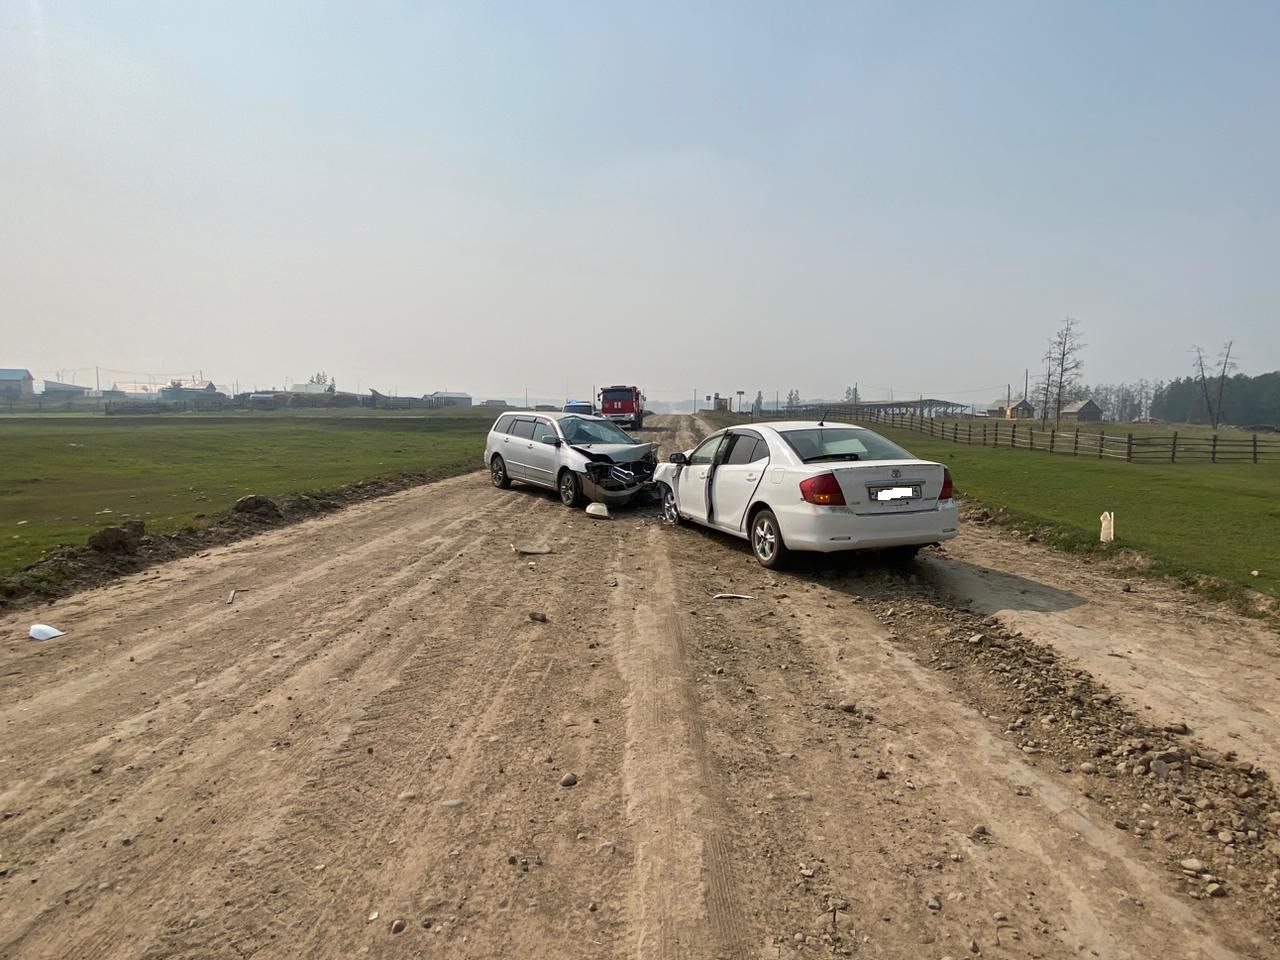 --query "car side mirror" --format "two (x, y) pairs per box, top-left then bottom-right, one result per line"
(540, 435), (561, 446)
(669, 452), (687, 464)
